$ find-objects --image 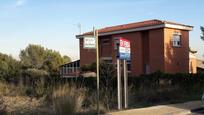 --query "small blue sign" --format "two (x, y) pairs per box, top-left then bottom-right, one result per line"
(119, 52), (131, 60)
